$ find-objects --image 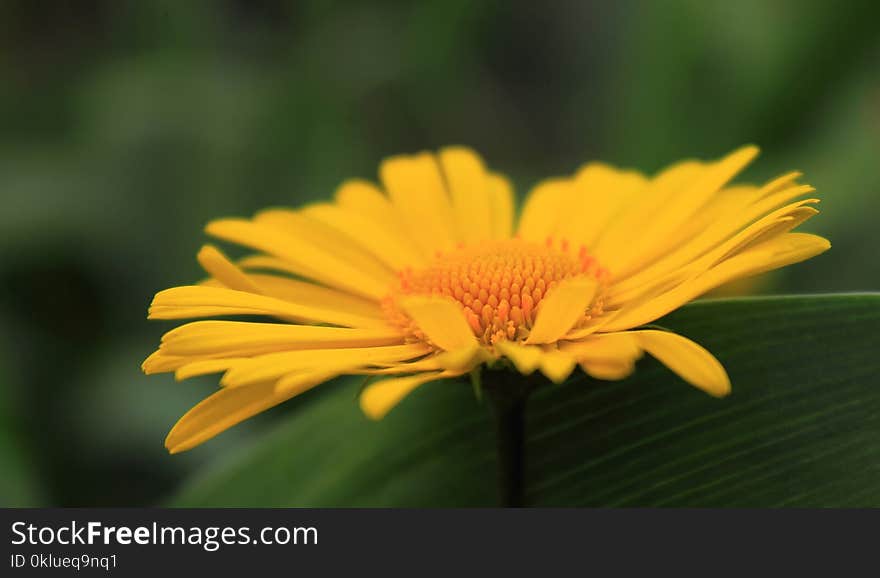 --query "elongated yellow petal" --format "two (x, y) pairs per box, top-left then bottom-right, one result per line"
(488, 172), (515, 239)
(233, 271), (385, 320)
(197, 245), (262, 293)
(254, 208), (393, 281)
(222, 357), (365, 389)
(221, 343), (430, 388)
(381, 152), (456, 253)
(607, 191), (818, 303)
(602, 233), (830, 331)
(600, 147), (760, 274)
(721, 206), (818, 260)
(591, 160), (705, 265)
(633, 330), (730, 397)
(360, 371), (458, 420)
(562, 311), (621, 340)
(363, 358), (446, 374)
(399, 296), (478, 351)
(160, 321), (404, 357)
(441, 146), (492, 242)
(526, 277), (598, 344)
(148, 285), (389, 329)
(755, 171), (803, 200)
(302, 203), (424, 269)
(365, 345), (493, 375)
(165, 375), (332, 453)
(274, 368), (344, 396)
(622, 179), (814, 277)
(206, 219), (389, 300)
(601, 147), (757, 266)
(142, 351), (188, 374)
(175, 358), (245, 380)
(560, 332), (642, 362)
(606, 200), (820, 309)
